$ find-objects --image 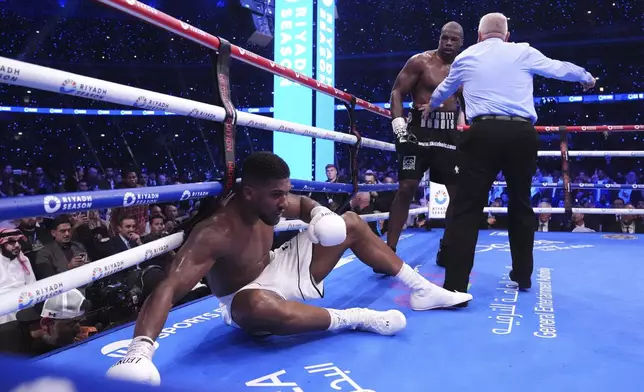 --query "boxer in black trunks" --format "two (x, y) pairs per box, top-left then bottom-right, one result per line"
(384, 21), (465, 272)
